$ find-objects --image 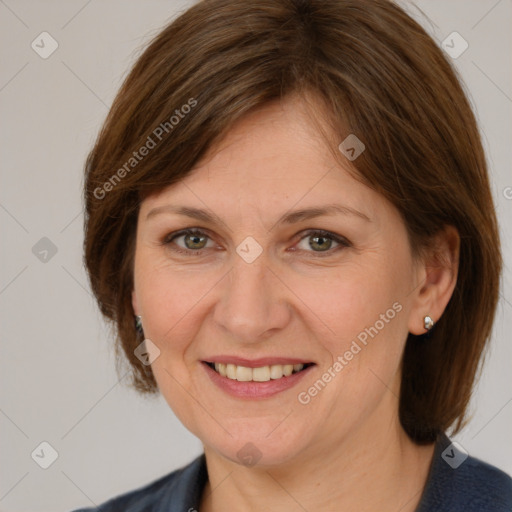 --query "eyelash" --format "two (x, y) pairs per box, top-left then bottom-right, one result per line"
(161, 228), (351, 257)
